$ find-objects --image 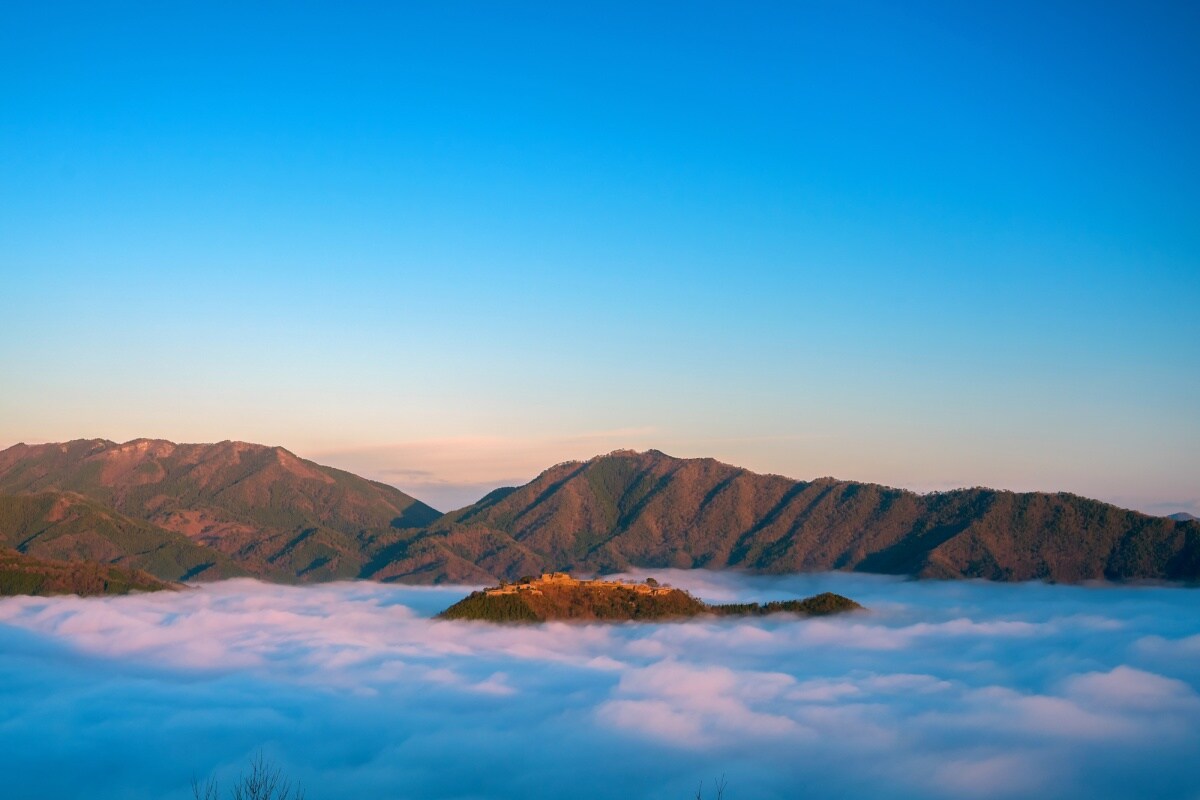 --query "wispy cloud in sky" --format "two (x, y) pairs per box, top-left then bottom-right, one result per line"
(308, 428), (661, 509)
(1, 573), (1198, 799)
(302, 434), (1200, 516)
